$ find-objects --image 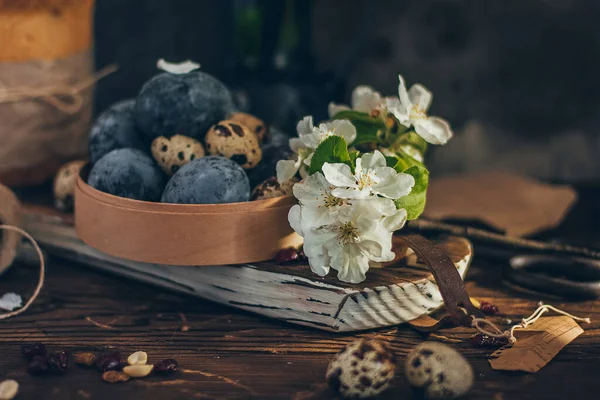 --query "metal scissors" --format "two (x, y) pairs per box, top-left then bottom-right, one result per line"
(504, 254), (600, 299)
